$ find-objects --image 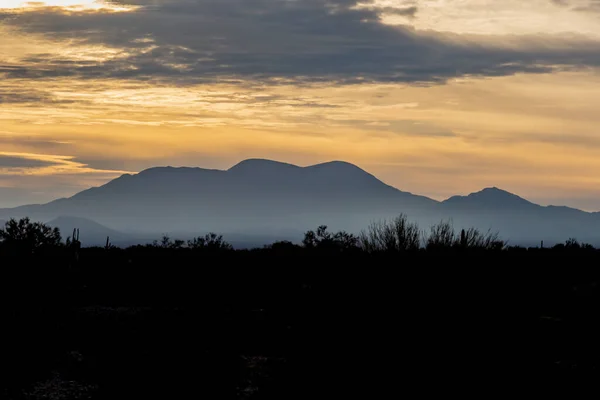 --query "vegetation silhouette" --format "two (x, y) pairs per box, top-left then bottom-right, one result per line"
(2, 216), (600, 399)
(359, 214), (421, 252)
(0, 217), (61, 255)
(188, 233), (233, 251)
